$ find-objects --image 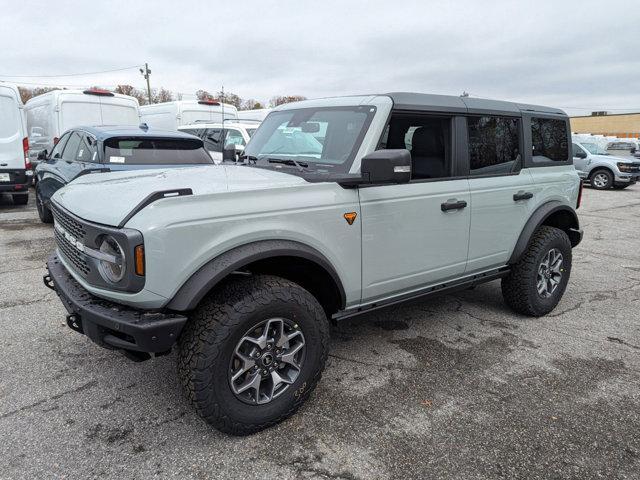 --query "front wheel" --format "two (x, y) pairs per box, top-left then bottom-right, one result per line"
(36, 184), (53, 223)
(502, 226), (572, 317)
(590, 169), (613, 189)
(177, 275), (330, 435)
